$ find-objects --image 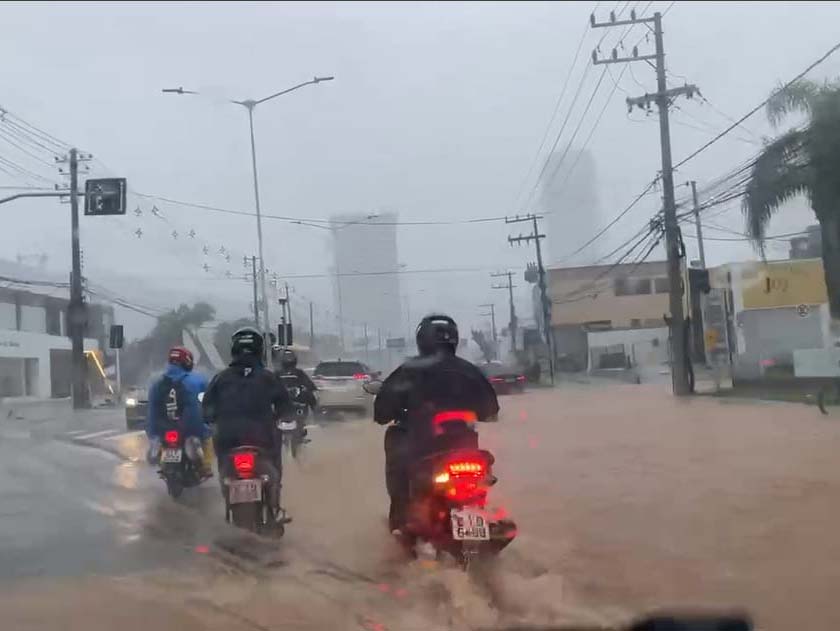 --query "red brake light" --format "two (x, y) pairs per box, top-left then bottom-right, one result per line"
(448, 460), (485, 477)
(353, 373), (369, 381)
(432, 410), (477, 424)
(490, 377), (504, 383)
(516, 375), (526, 382)
(164, 430), (180, 446)
(232, 452), (256, 478)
